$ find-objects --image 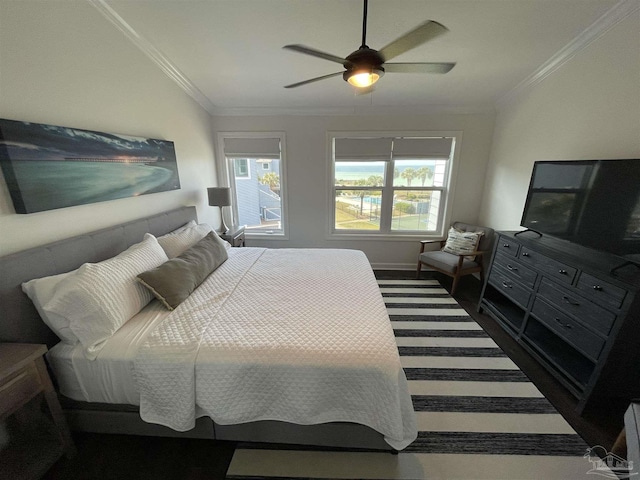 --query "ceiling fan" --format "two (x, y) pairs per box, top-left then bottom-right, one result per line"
(283, 0), (455, 90)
